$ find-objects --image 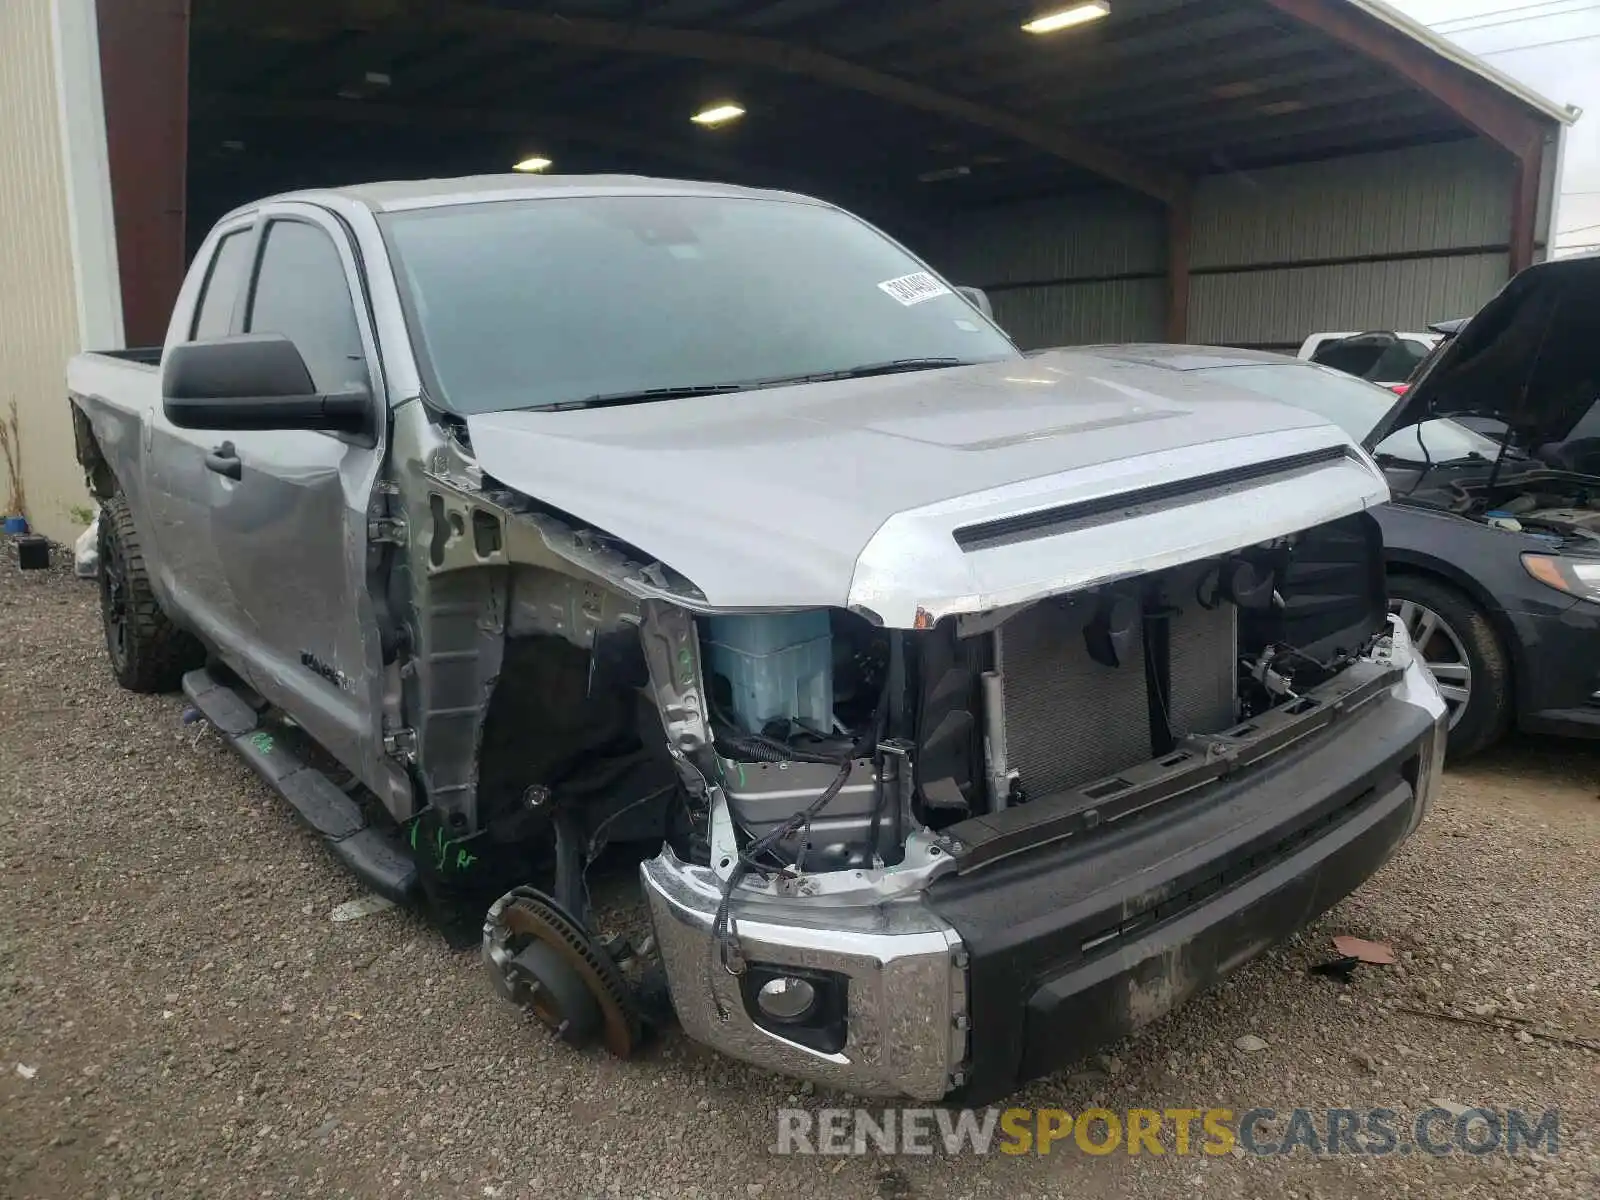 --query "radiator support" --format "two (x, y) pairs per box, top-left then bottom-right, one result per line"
(993, 572), (1237, 800)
